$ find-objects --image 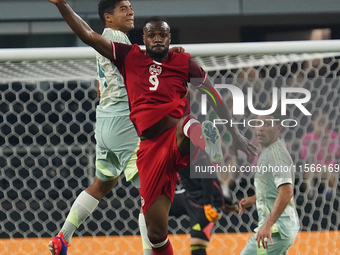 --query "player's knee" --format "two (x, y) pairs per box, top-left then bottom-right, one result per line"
(86, 176), (119, 199)
(147, 226), (168, 243)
